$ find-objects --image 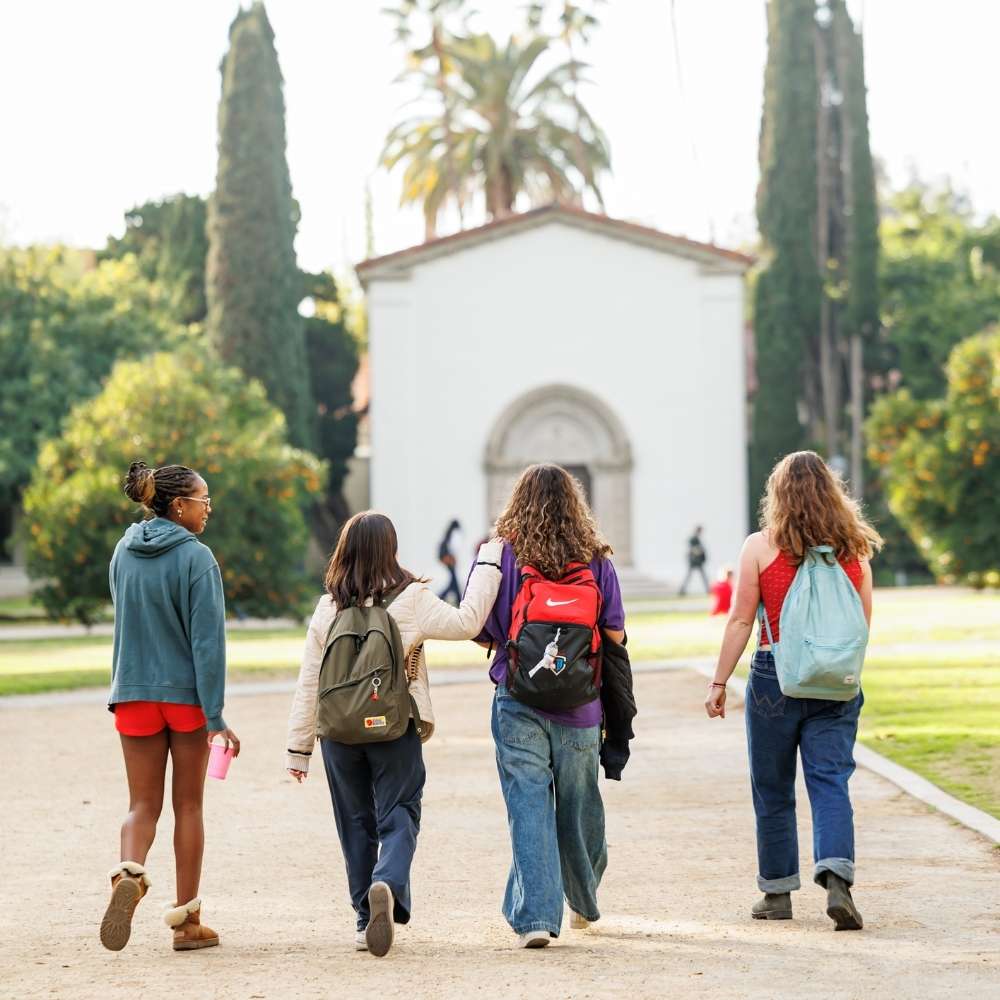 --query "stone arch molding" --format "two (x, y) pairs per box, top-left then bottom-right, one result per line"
(484, 383), (633, 564)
